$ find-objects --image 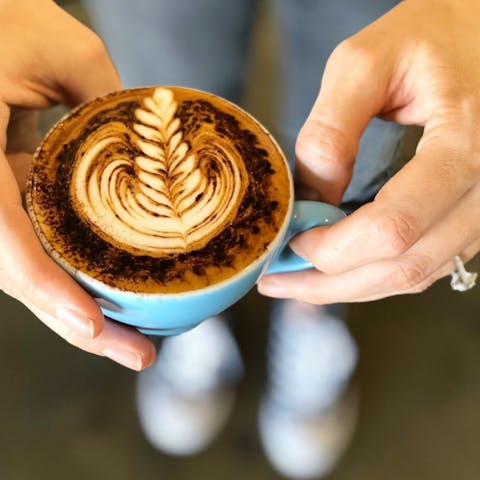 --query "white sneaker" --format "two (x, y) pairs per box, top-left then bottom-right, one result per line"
(259, 300), (358, 479)
(136, 316), (243, 456)
(259, 388), (358, 480)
